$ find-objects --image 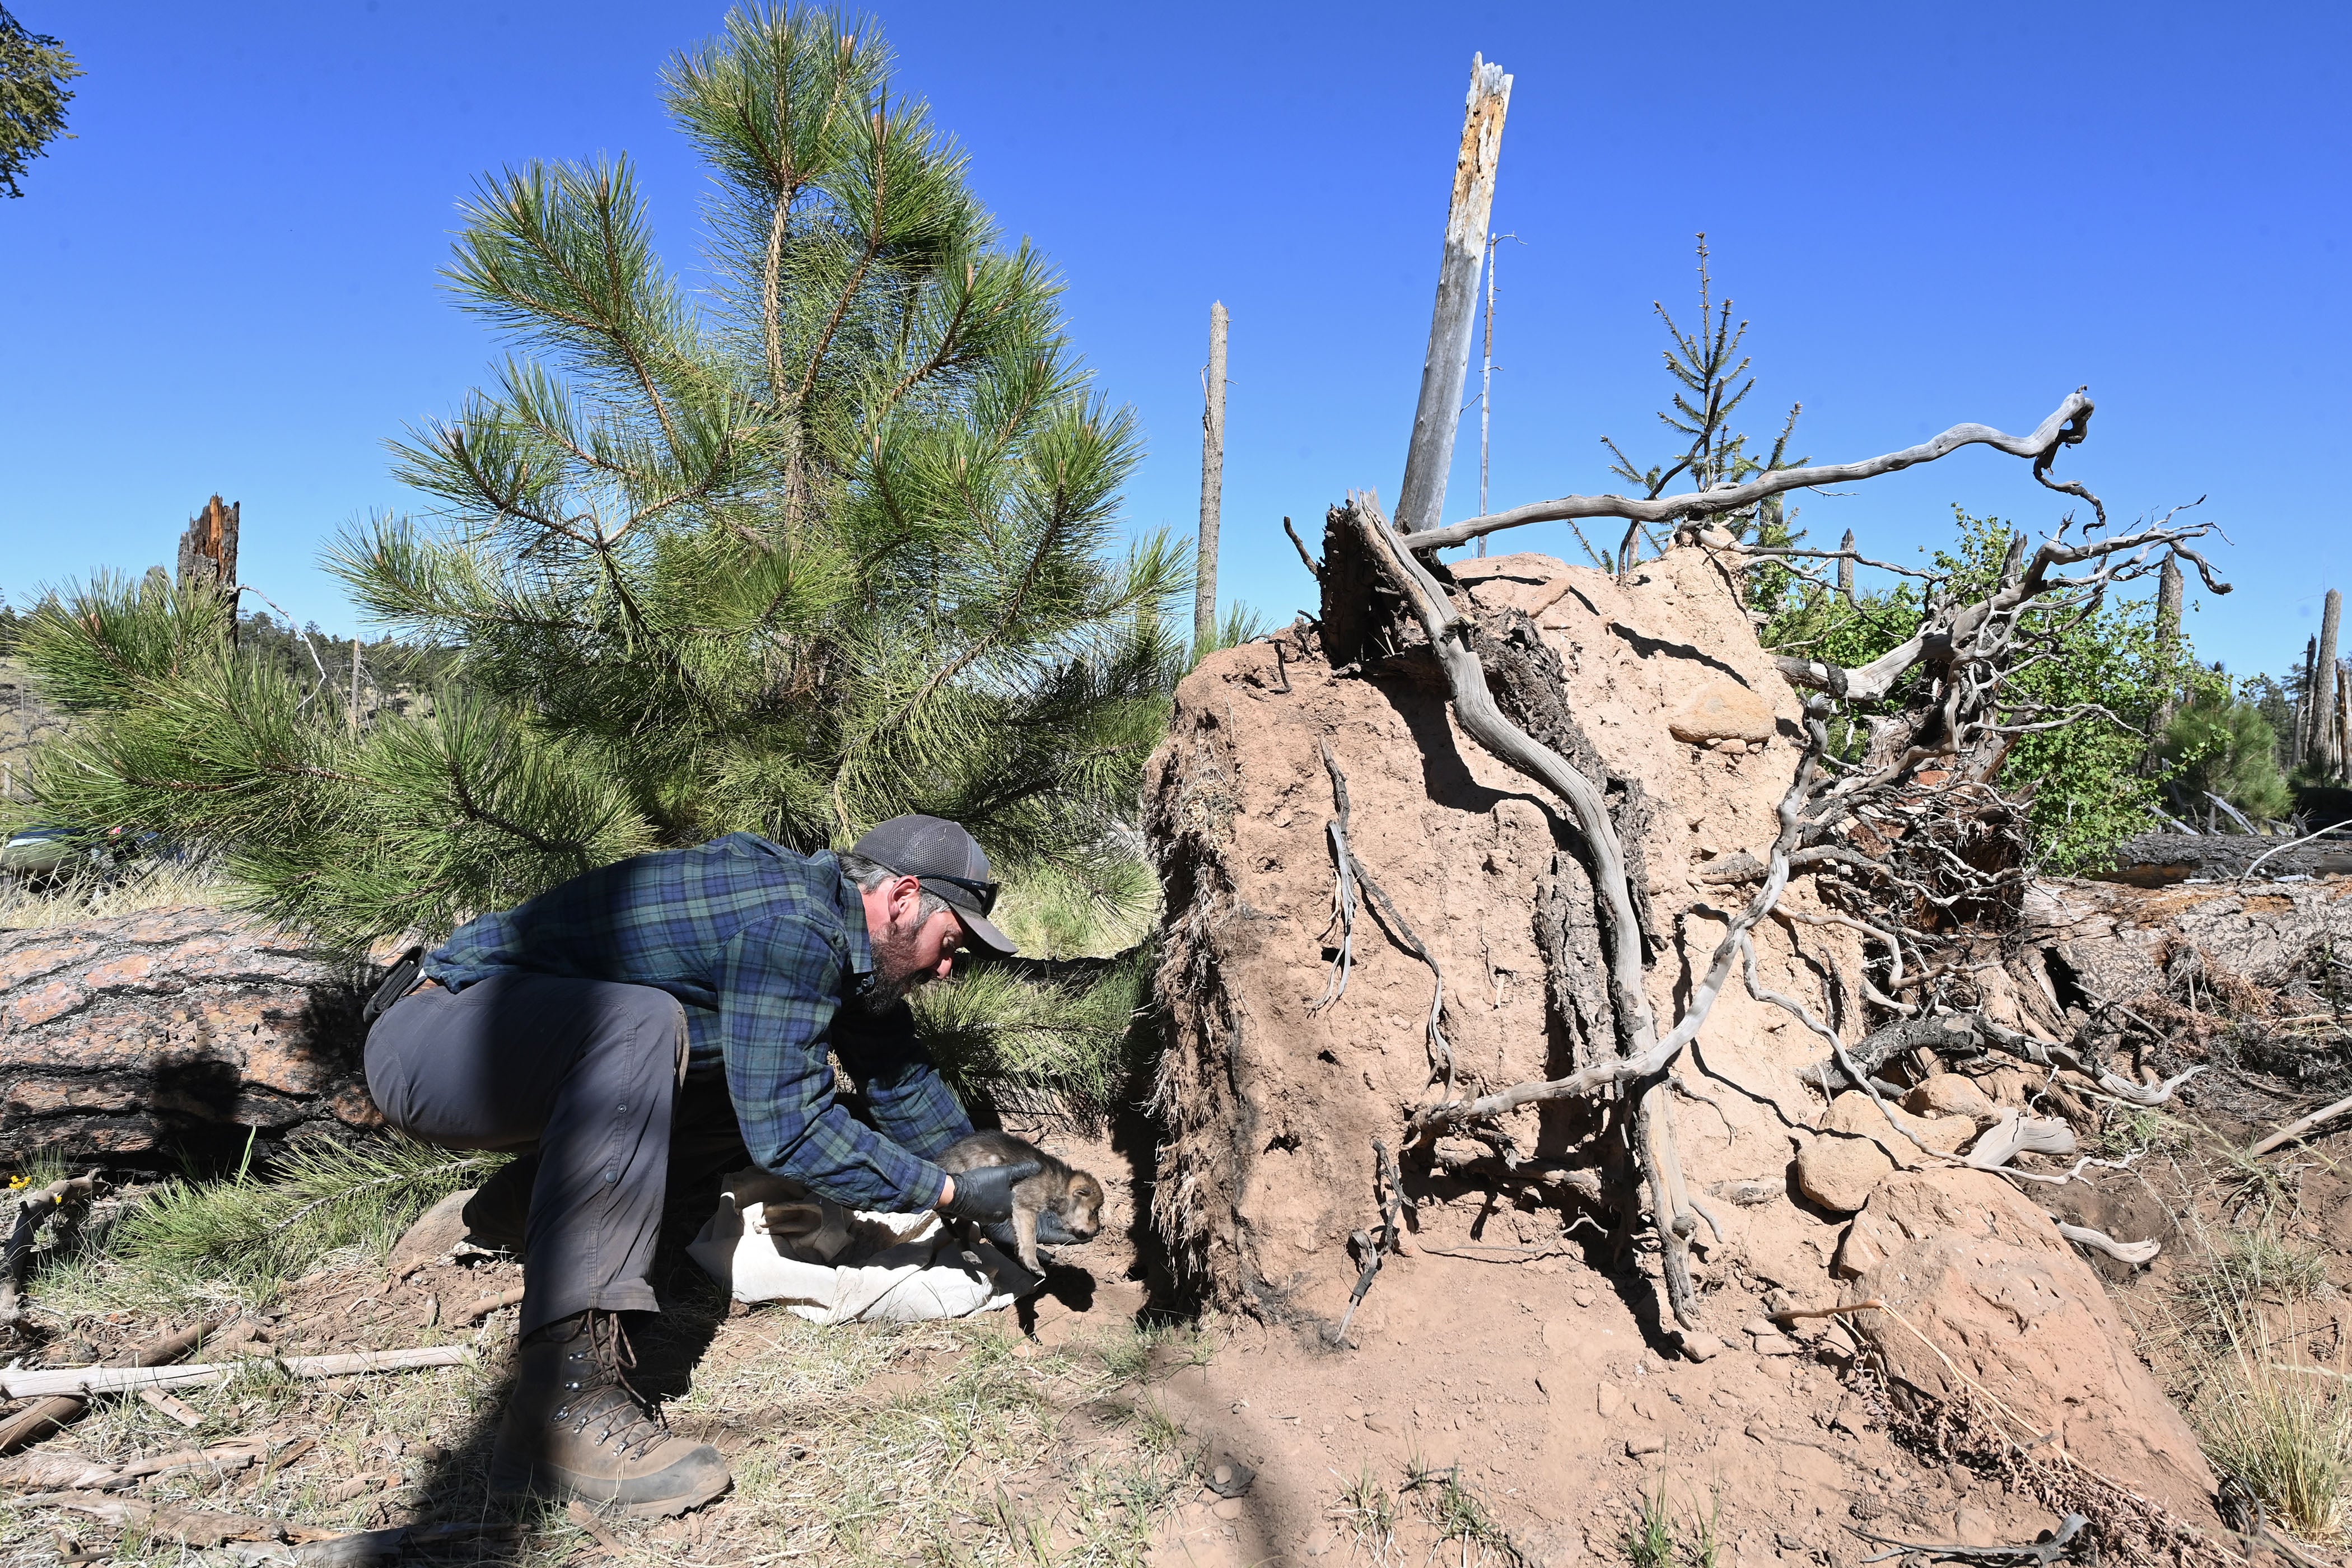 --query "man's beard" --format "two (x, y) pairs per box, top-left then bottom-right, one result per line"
(858, 917), (934, 1013)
